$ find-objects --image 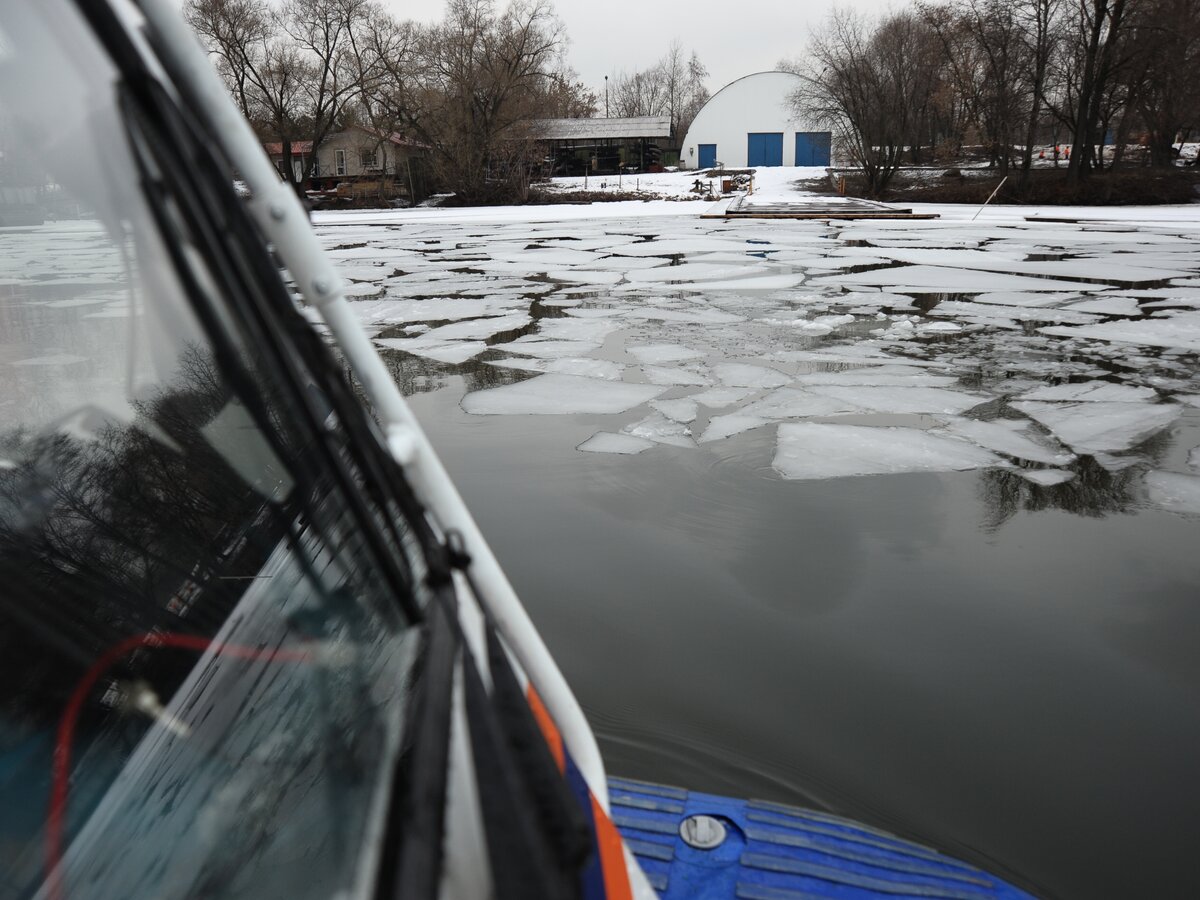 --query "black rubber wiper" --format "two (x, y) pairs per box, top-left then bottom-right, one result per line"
(112, 74), (425, 622)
